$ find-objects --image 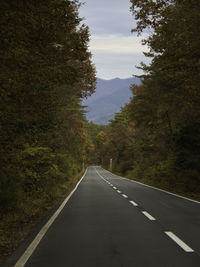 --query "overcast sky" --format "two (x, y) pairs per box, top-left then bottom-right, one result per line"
(79, 0), (149, 79)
